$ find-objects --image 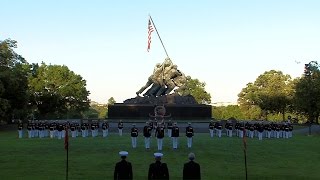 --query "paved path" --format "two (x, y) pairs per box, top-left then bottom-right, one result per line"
(293, 125), (320, 135)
